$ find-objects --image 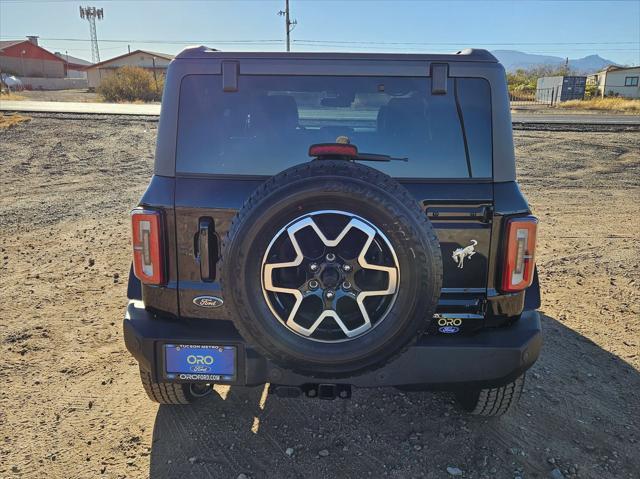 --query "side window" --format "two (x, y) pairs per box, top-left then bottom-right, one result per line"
(624, 76), (639, 87)
(456, 78), (493, 178)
